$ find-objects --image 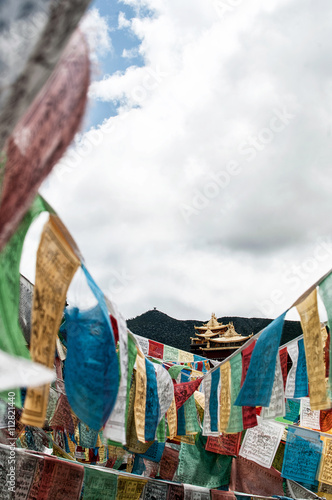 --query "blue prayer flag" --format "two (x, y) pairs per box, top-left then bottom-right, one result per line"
(144, 358), (160, 441)
(64, 265), (119, 430)
(235, 312), (287, 407)
(177, 371), (187, 436)
(210, 368), (220, 433)
(294, 338), (308, 398)
(137, 441), (165, 462)
(281, 427), (323, 484)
